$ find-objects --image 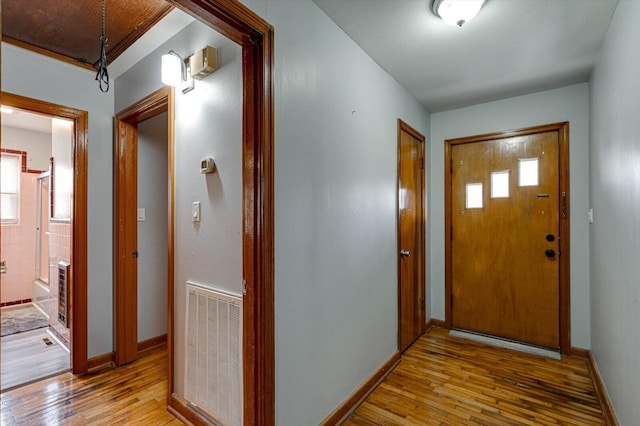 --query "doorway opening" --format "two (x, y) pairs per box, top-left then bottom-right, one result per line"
(0, 93), (88, 391)
(444, 122), (570, 354)
(114, 87), (173, 367)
